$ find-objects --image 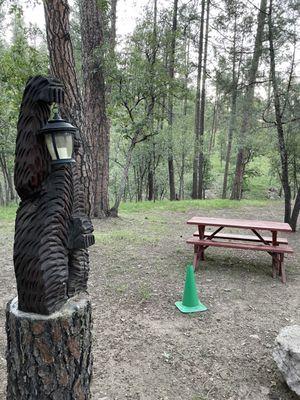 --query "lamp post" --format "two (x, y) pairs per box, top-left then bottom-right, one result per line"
(6, 76), (94, 399)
